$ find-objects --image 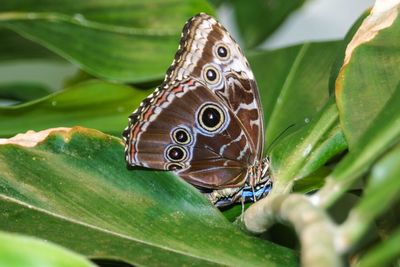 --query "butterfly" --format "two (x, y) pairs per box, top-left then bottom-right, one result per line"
(123, 13), (271, 207)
